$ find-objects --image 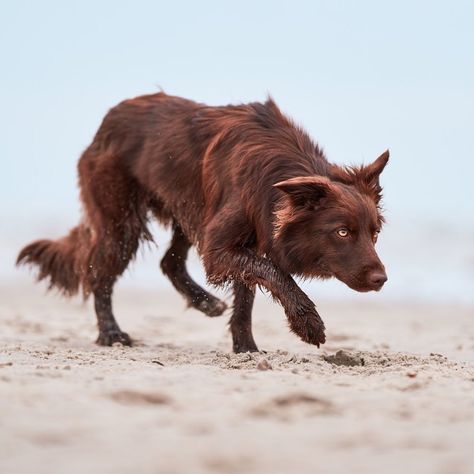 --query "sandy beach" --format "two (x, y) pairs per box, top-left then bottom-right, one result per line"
(1, 279), (473, 474)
